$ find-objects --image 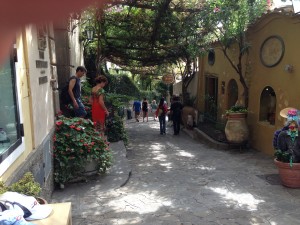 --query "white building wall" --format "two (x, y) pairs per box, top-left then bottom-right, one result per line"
(172, 74), (198, 98)
(69, 19), (84, 74)
(25, 25), (55, 148)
